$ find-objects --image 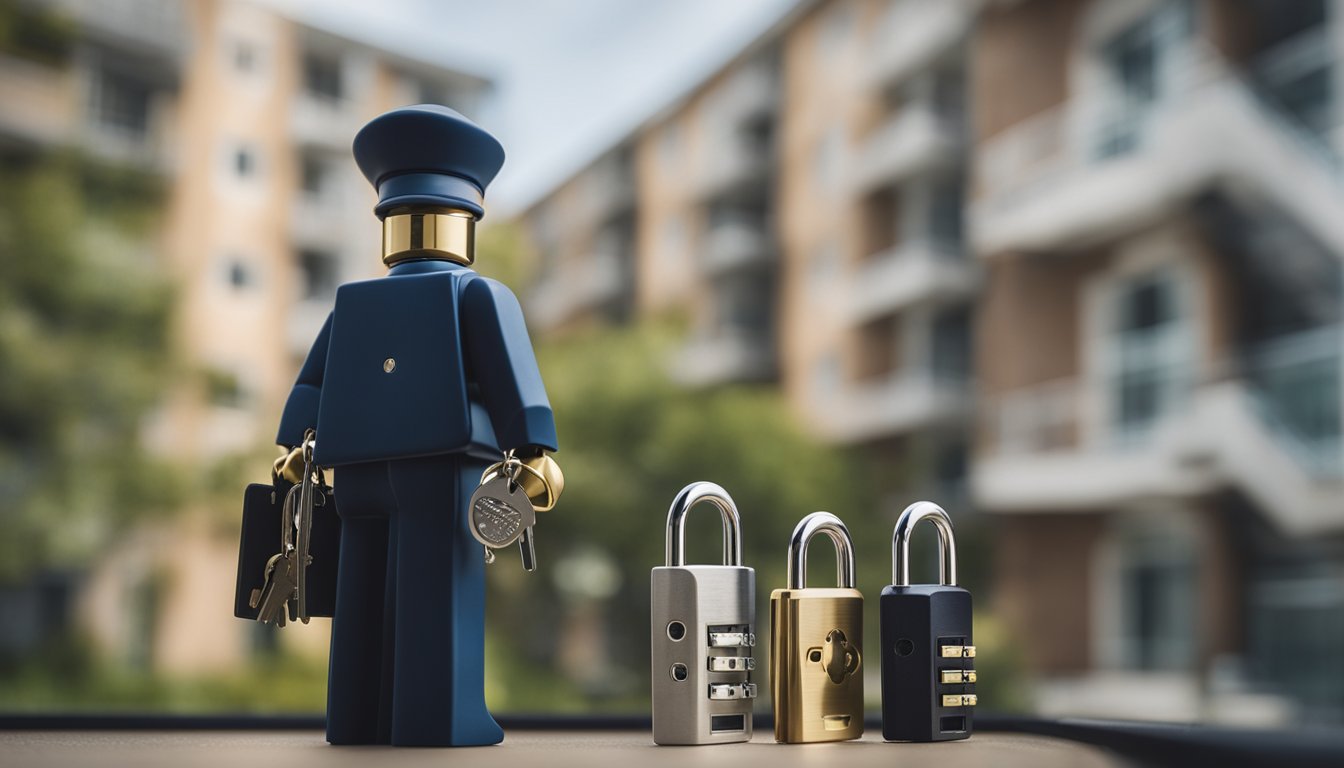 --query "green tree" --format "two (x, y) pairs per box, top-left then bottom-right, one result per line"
(0, 152), (178, 581)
